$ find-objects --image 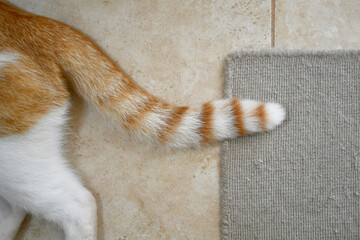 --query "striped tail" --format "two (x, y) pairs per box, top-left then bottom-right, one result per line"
(110, 94), (286, 148)
(83, 76), (286, 148)
(56, 24), (285, 148)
